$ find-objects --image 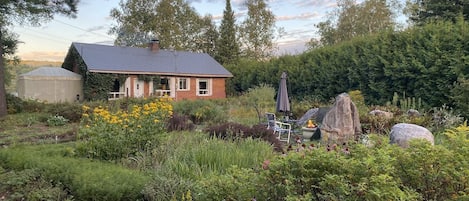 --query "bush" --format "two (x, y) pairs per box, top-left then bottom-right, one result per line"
(46, 115), (69, 126)
(0, 168), (72, 201)
(172, 99), (227, 125)
(6, 94), (24, 114)
(166, 113), (195, 132)
(45, 102), (83, 123)
(204, 122), (283, 152)
(76, 97), (173, 160)
(0, 144), (149, 201)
